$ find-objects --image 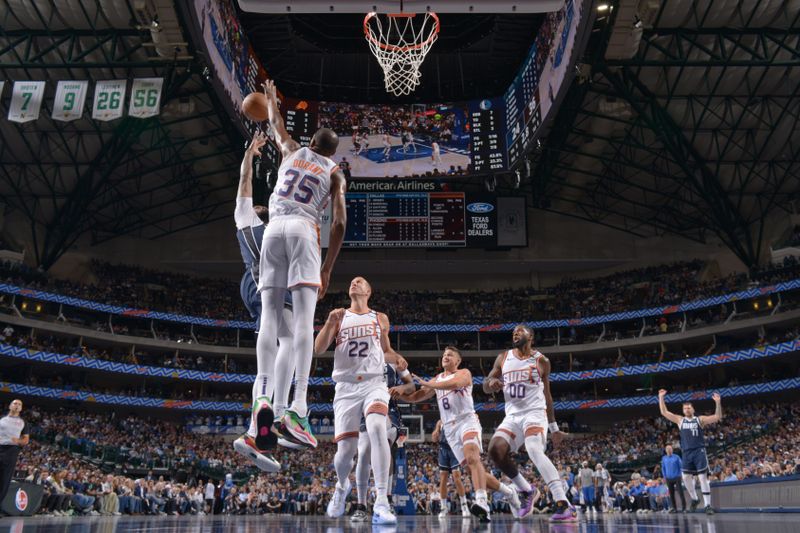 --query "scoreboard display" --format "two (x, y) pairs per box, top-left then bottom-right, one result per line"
(344, 192), (465, 247)
(505, 43), (543, 169)
(282, 98), (318, 146)
(329, 190), (526, 249)
(469, 98), (507, 173)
